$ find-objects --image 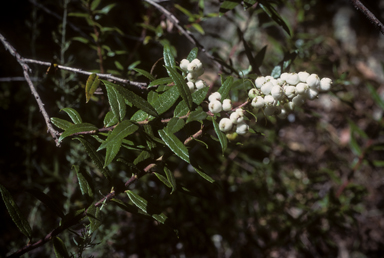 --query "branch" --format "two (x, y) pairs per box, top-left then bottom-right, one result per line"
(0, 33), (61, 146)
(349, 0), (384, 35)
(143, 0), (238, 74)
(21, 58), (148, 89)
